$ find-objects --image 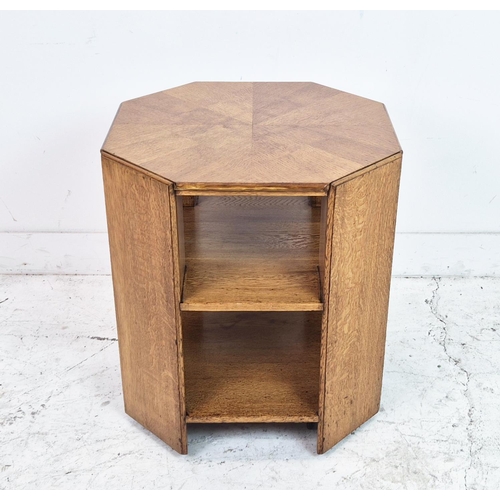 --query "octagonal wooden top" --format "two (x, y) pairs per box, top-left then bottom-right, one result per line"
(102, 82), (401, 194)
